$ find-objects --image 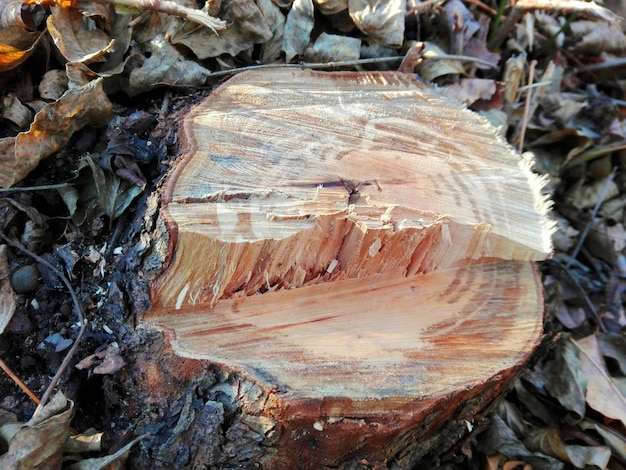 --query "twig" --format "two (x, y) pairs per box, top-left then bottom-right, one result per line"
(566, 169), (617, 270)
(517, 59), (536, 153)
(205, 57), (406, 79)
(0, 357), (41, 405)
(0, 232), (87, 416)
(85, 0), (226, 33)
(0, 183), (70, 193)
(204, 54), (497, 81)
